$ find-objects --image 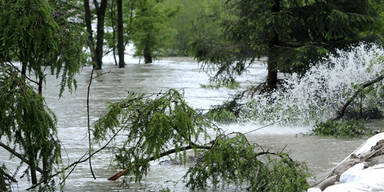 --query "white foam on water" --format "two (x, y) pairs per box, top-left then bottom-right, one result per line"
(242, 44), (384, 128)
